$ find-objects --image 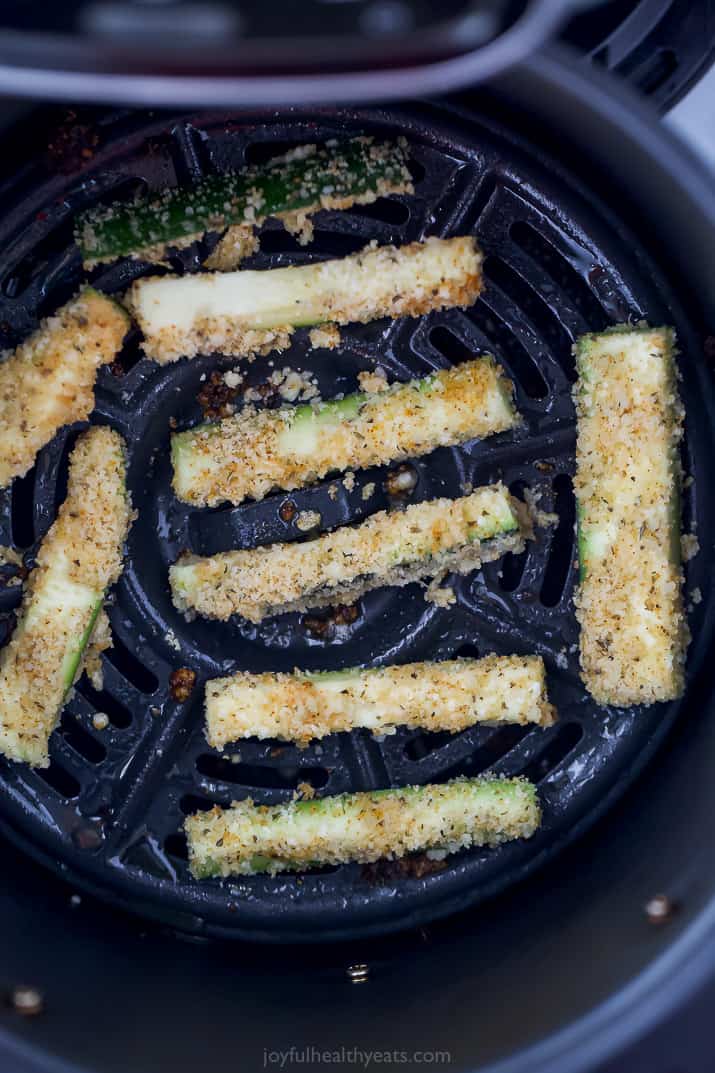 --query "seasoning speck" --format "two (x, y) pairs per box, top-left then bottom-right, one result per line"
(170, 667), (197, 702)
(9, 986), (44, 1016)
(645, 893), (676, 924)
